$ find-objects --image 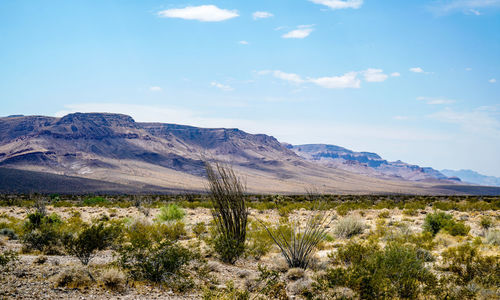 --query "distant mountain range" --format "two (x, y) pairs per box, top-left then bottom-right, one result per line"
(0, 113), (498, 195)
(289, 144), (460, 182)
(441, 169), (500, 187)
